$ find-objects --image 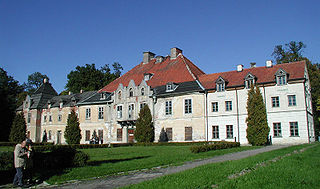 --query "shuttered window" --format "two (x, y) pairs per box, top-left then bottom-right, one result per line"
(117, 129), (123, 141)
